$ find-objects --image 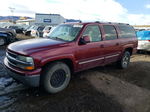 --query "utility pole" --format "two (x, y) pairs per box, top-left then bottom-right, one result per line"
(8, 7), (15, 23)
